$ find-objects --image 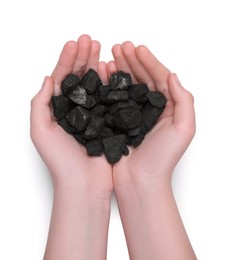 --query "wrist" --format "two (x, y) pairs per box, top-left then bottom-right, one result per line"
(114, 169), (172, 201)
(53, 182), (112, 214)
